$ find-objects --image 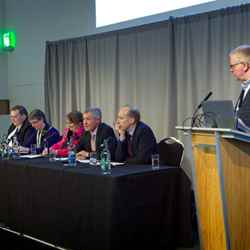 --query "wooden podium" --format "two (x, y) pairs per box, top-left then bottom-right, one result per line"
(176, 127), (250, 250)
